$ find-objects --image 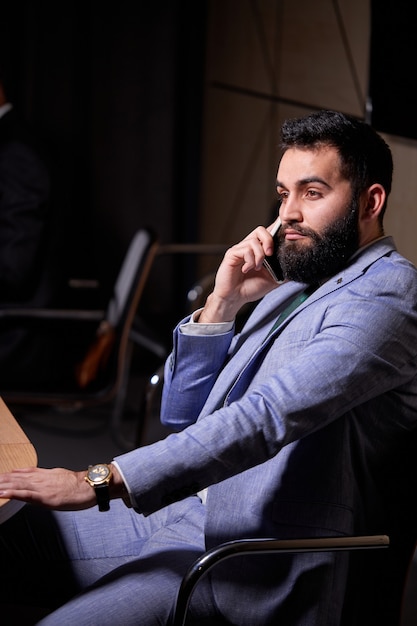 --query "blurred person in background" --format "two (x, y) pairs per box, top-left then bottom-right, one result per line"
(0, 64), (64, 386)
